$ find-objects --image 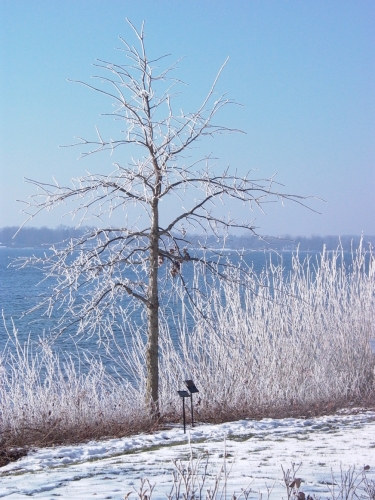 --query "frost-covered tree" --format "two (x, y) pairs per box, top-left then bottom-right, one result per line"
(18, 21), (311, 413)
